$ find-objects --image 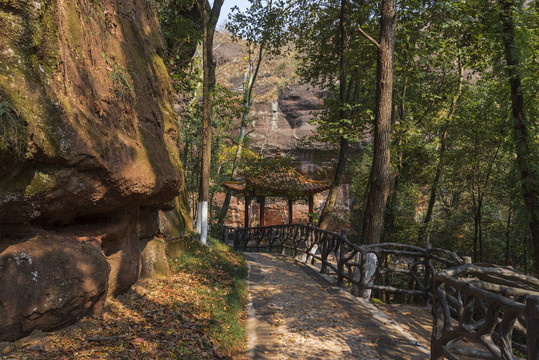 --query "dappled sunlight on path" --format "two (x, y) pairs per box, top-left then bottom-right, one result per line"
(245, 253), (430, 360)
